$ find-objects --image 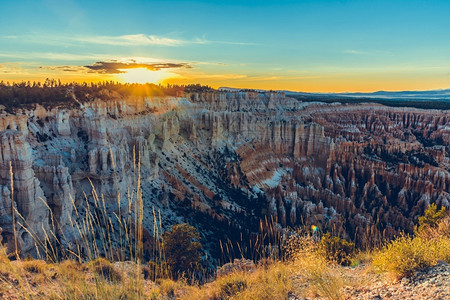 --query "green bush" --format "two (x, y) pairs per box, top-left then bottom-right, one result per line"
(372, 235), (450, 278)
(319, 233), (355, 266)
(416, 203), (447, 233)
(373, 205), (450, 278)
(162, 223), (203, 279)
